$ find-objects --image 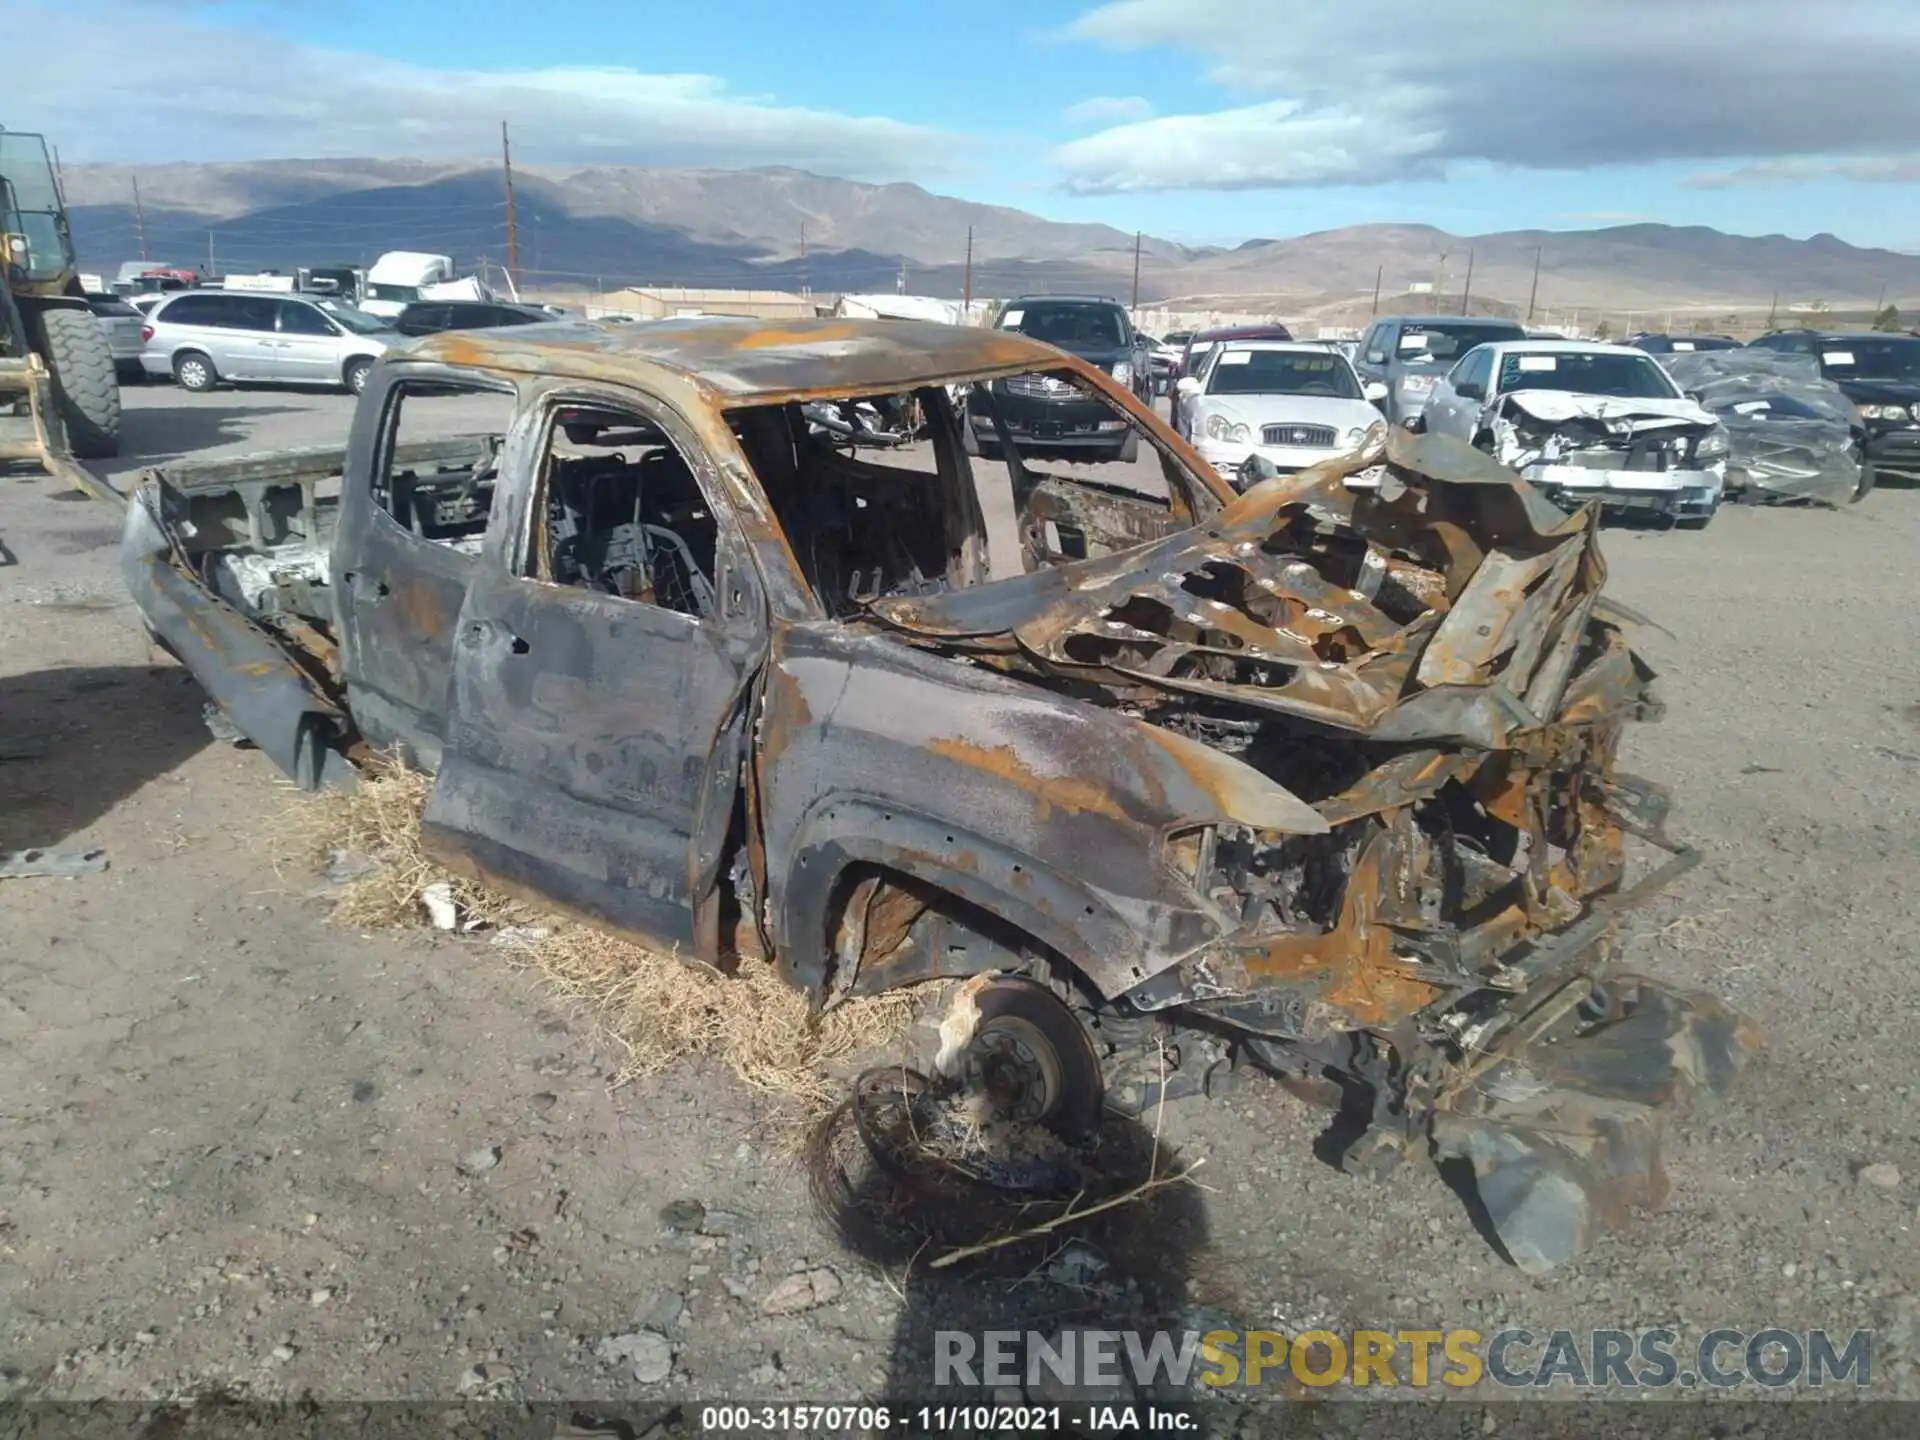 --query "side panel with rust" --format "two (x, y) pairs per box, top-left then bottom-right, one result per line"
(752, 623), (1298, 1000)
